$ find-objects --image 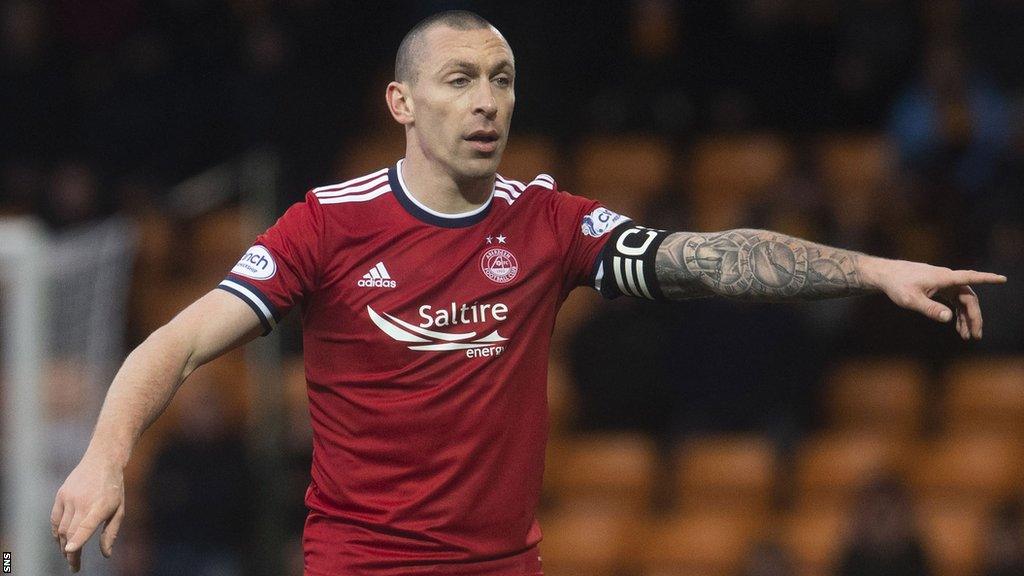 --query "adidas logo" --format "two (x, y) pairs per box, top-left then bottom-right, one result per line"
(357, 261), (397, 288)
